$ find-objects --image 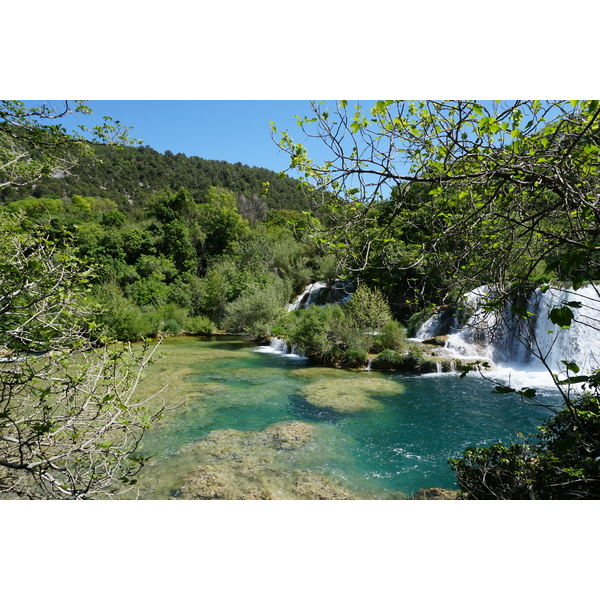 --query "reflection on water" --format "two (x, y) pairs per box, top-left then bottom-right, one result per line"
(132, 336), (559, 500)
